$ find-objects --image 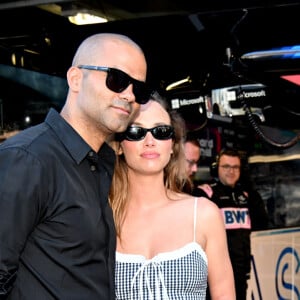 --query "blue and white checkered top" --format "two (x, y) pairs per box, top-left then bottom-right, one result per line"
(115, 198), (208, 299)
